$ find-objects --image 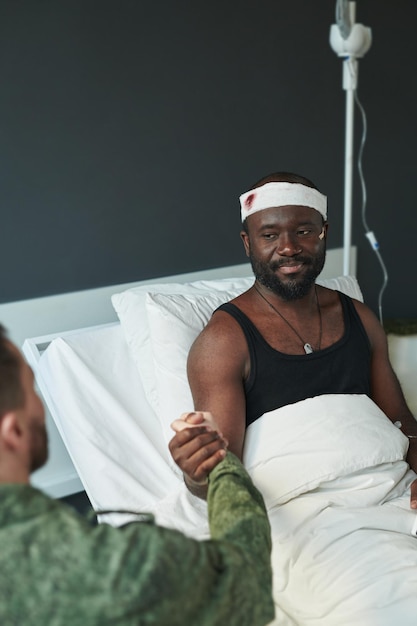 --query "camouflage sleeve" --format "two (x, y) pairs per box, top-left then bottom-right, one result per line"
(0, 459), (274, 626)
(206, 451), (275, 625)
